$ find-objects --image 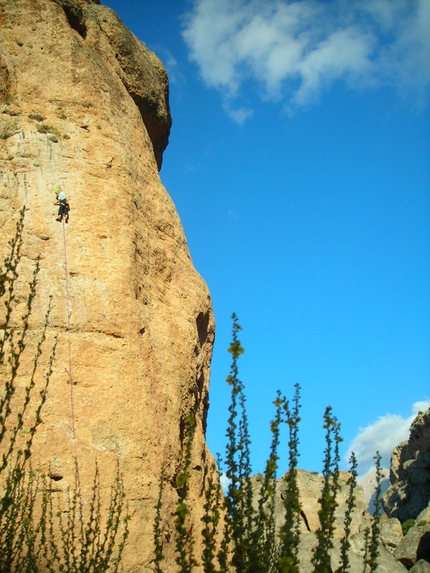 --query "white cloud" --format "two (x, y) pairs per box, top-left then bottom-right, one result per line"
(182, 0), (430, 118)
(224, 104), (254, 124)
(346, 399), (430, 476)
(220, 472), (231, 492)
